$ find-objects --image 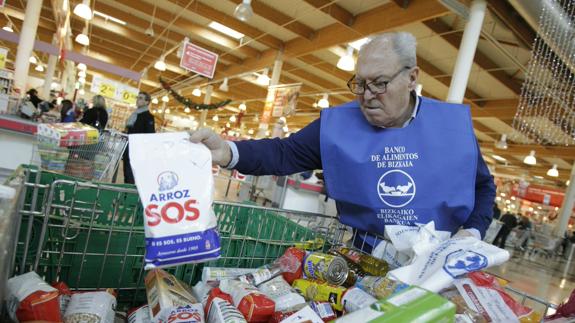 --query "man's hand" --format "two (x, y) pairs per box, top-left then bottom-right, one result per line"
(189, 128), (232, 167)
